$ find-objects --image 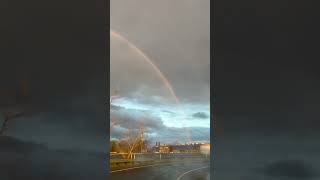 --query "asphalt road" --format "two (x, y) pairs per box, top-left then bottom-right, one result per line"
(110, 161), (210, 180)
